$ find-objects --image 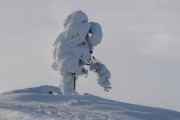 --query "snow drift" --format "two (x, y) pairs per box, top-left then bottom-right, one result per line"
(0, 85), (180, 120)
